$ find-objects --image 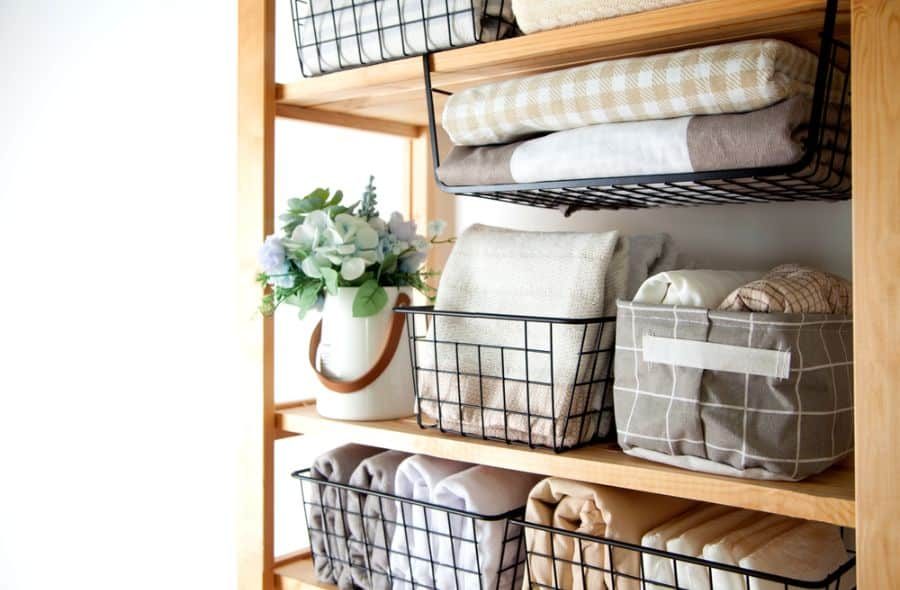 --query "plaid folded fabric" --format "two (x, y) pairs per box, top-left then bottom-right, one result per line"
(614, 301), (854, 481)
(442, 39), (831, 146)
(719, 264), (852, 314)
